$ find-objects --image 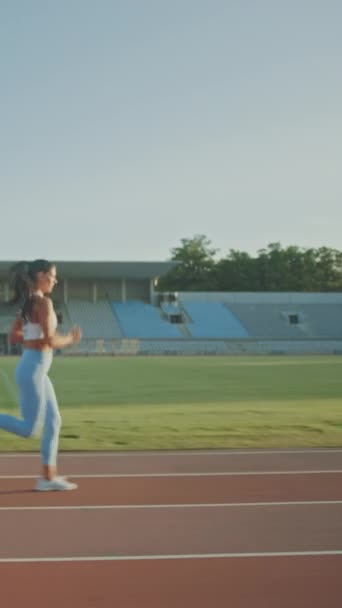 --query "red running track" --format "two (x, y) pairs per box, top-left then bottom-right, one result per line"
(0, 449), (342, 607)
